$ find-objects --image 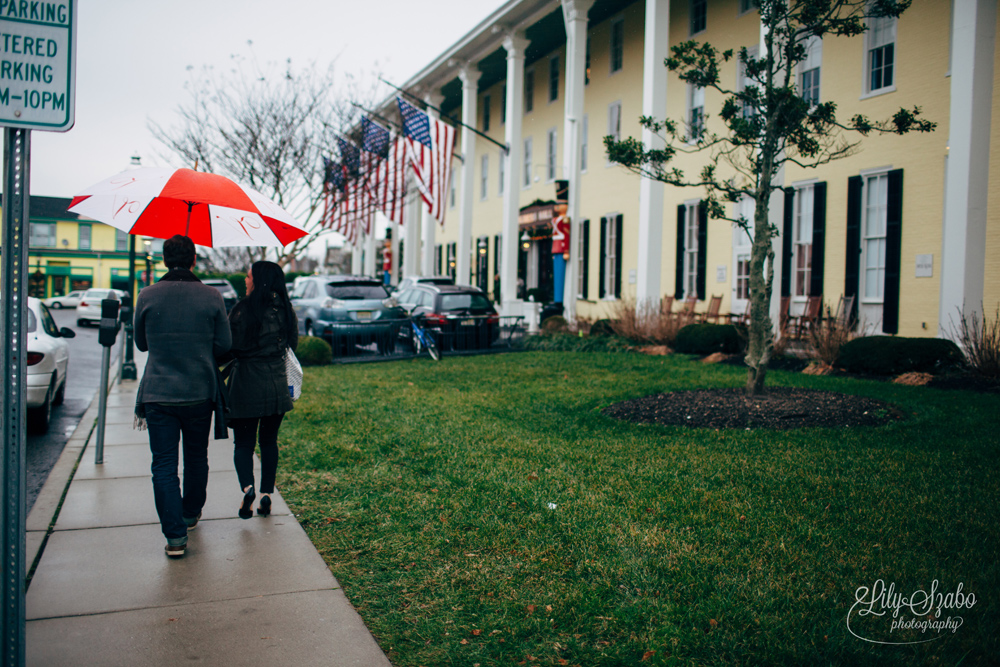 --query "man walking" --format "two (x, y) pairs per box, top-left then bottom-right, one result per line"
(134, 235), (231, 558)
